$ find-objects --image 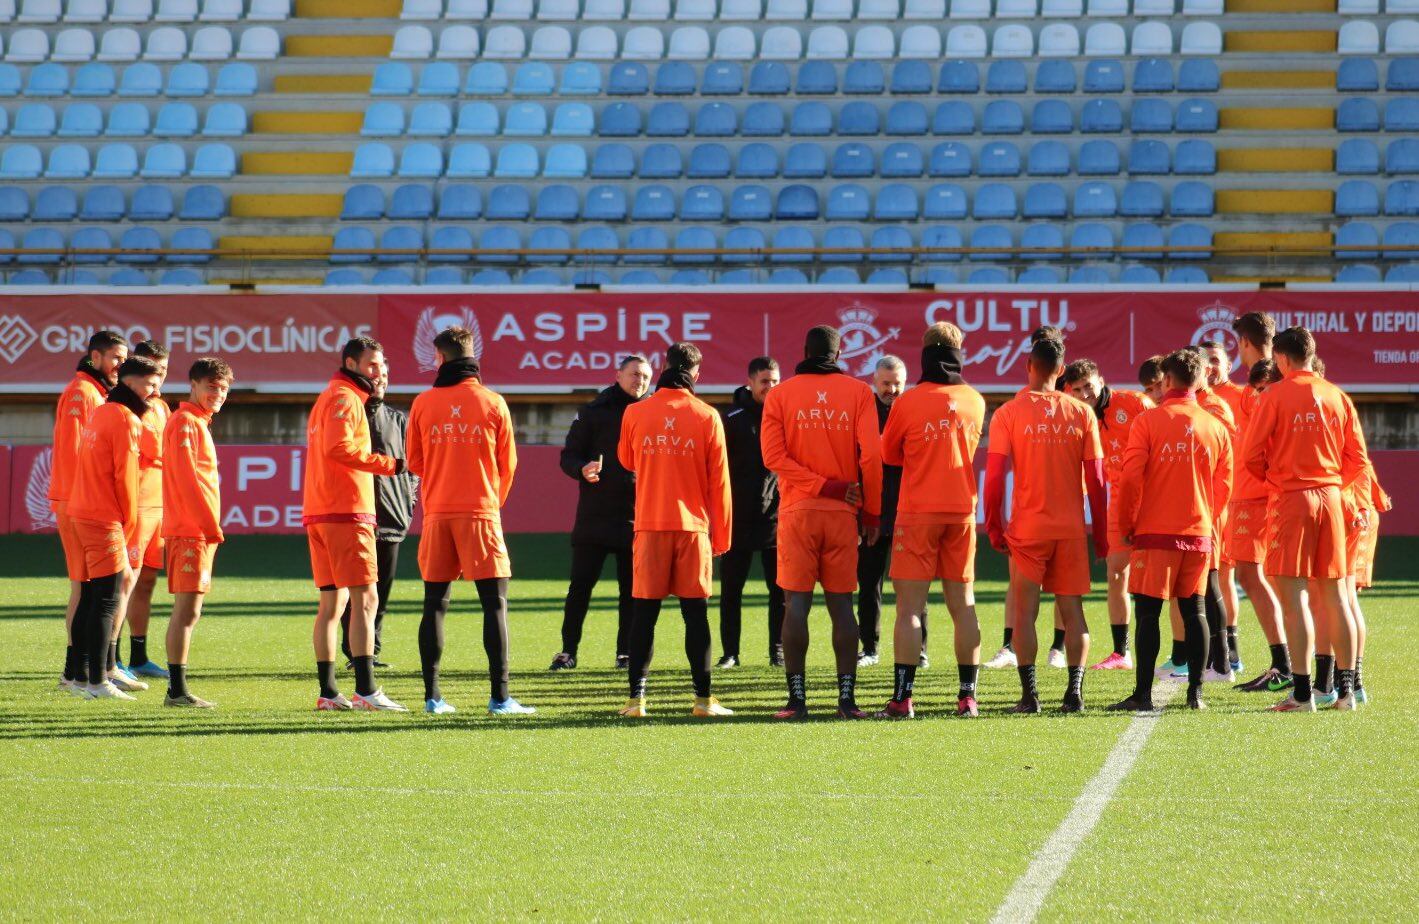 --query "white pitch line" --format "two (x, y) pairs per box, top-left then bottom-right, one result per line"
(990, 680), (1182, 924)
